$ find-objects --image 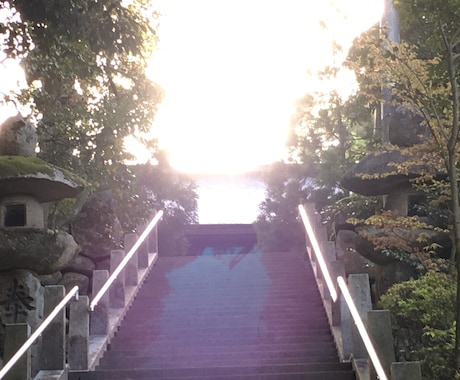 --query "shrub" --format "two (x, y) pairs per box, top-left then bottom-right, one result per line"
(379, 271), (456, 380)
